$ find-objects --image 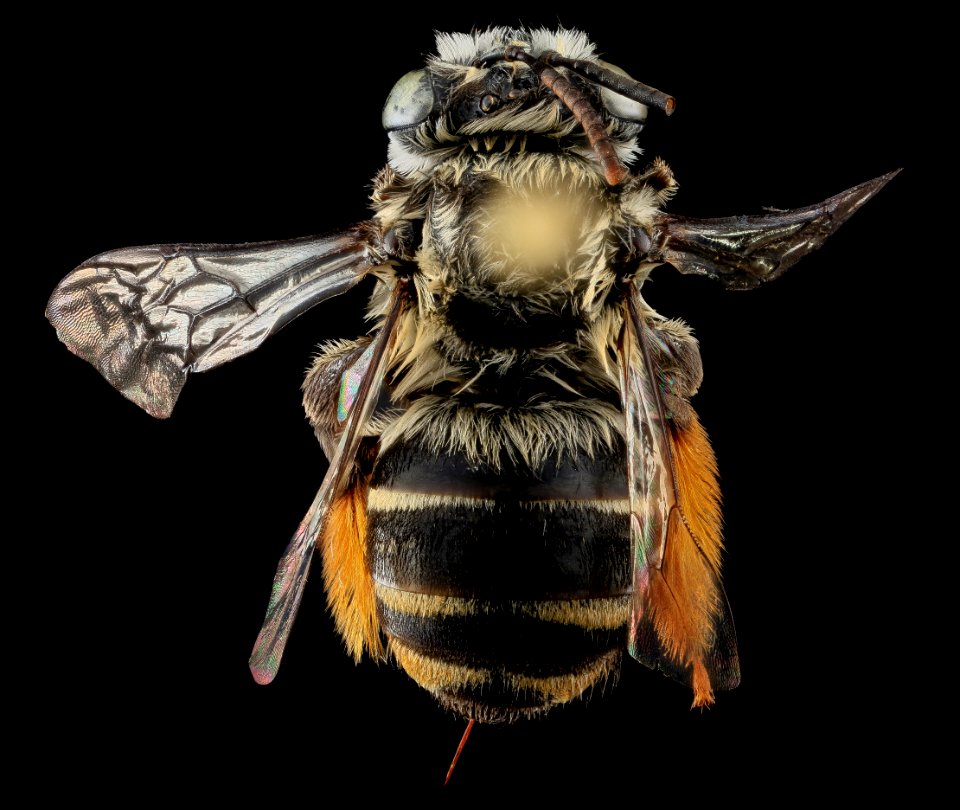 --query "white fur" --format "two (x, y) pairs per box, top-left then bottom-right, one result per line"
(434, 27), (596, 66)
